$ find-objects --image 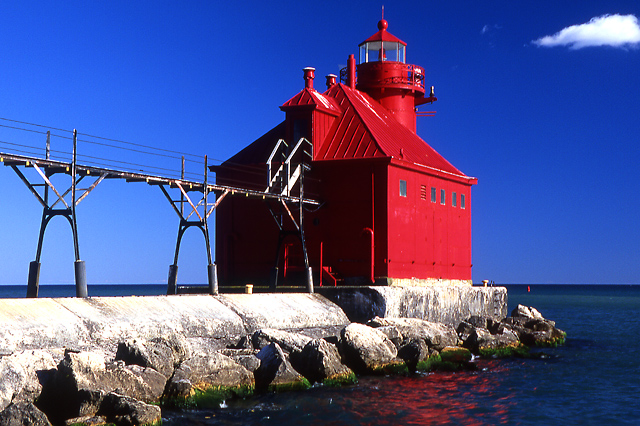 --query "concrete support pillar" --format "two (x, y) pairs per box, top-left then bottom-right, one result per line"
(270, 267), (279, 292)
(74, 260), (87, 298)
(167, 264), (178, 295)
(26, 261), (41, 298)
(306, 266), (314, 294)
(208, 263), (218, 295)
